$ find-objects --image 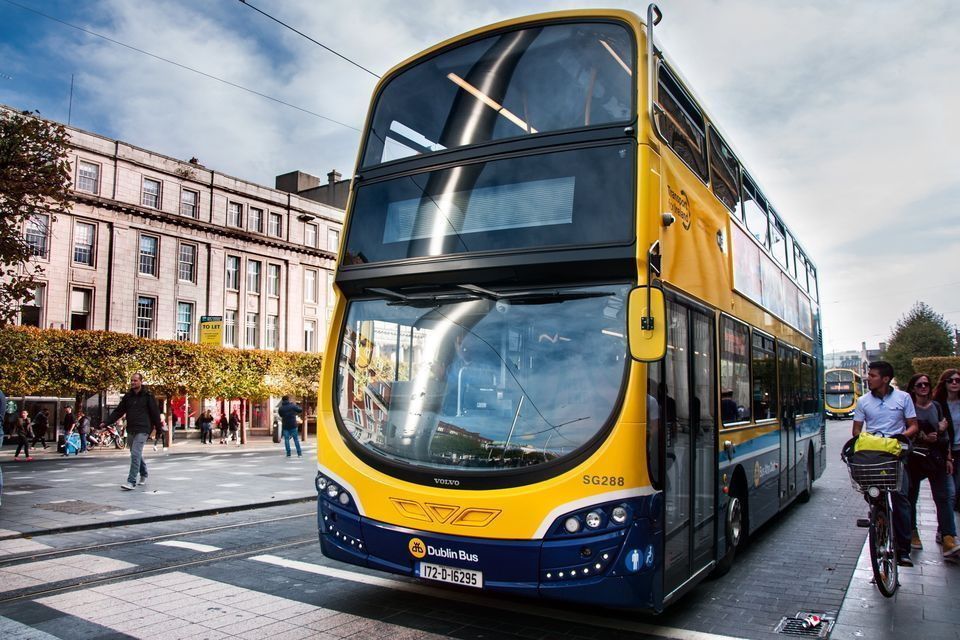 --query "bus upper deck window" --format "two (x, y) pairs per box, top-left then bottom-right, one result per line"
(741, 176), (769, 249)
(655, 66), (708, 181)
(708, 128), (740, 212)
